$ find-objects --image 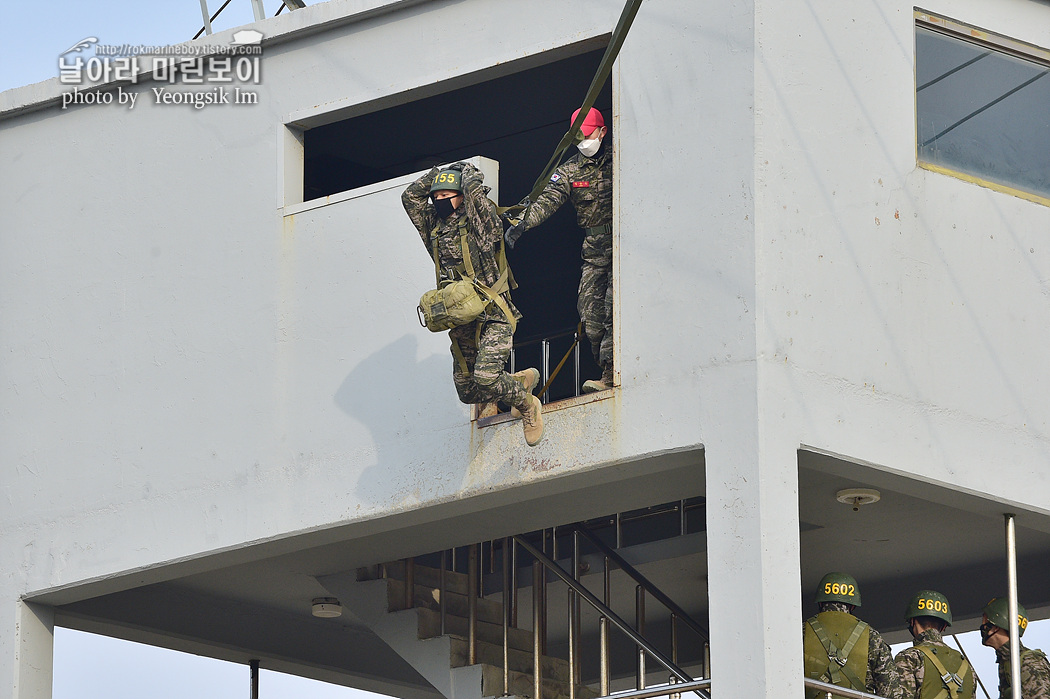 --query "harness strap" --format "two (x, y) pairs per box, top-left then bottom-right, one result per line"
(430, 205), (518, 334)
(916, 646), (968, 699)
(809, 618), (868, 691)
(450, 337), (469, 376)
